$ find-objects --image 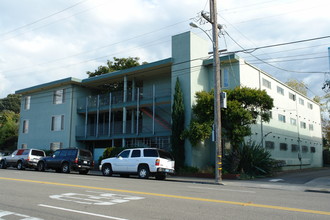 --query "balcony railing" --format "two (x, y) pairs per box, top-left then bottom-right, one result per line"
(77, 87), (171, 110)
